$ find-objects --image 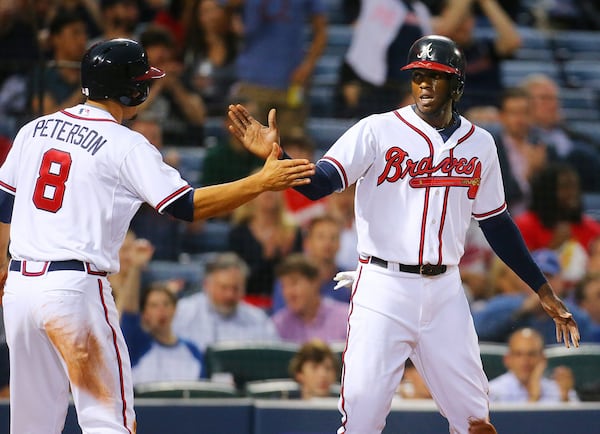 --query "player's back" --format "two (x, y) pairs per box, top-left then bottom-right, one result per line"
(3, 105), (157, 271)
